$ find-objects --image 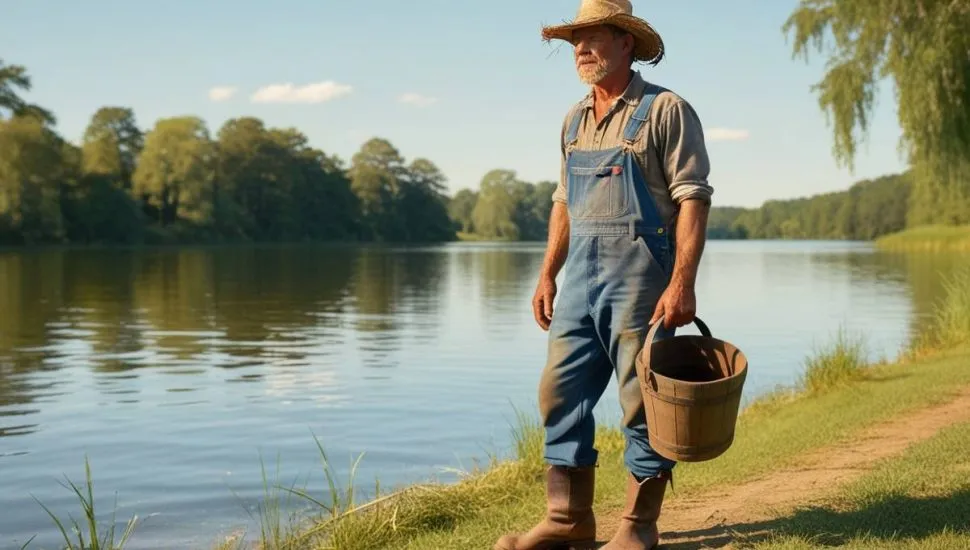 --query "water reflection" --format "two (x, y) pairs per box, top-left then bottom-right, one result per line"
(809, 246), (970, 343)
